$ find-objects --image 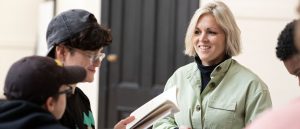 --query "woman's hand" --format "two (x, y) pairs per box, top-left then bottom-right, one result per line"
(114, 116), (135, 129)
